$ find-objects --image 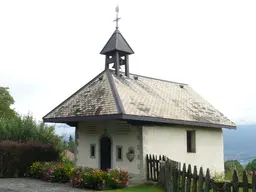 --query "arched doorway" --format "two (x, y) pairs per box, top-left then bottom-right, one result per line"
(100, 136), (112, 171)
